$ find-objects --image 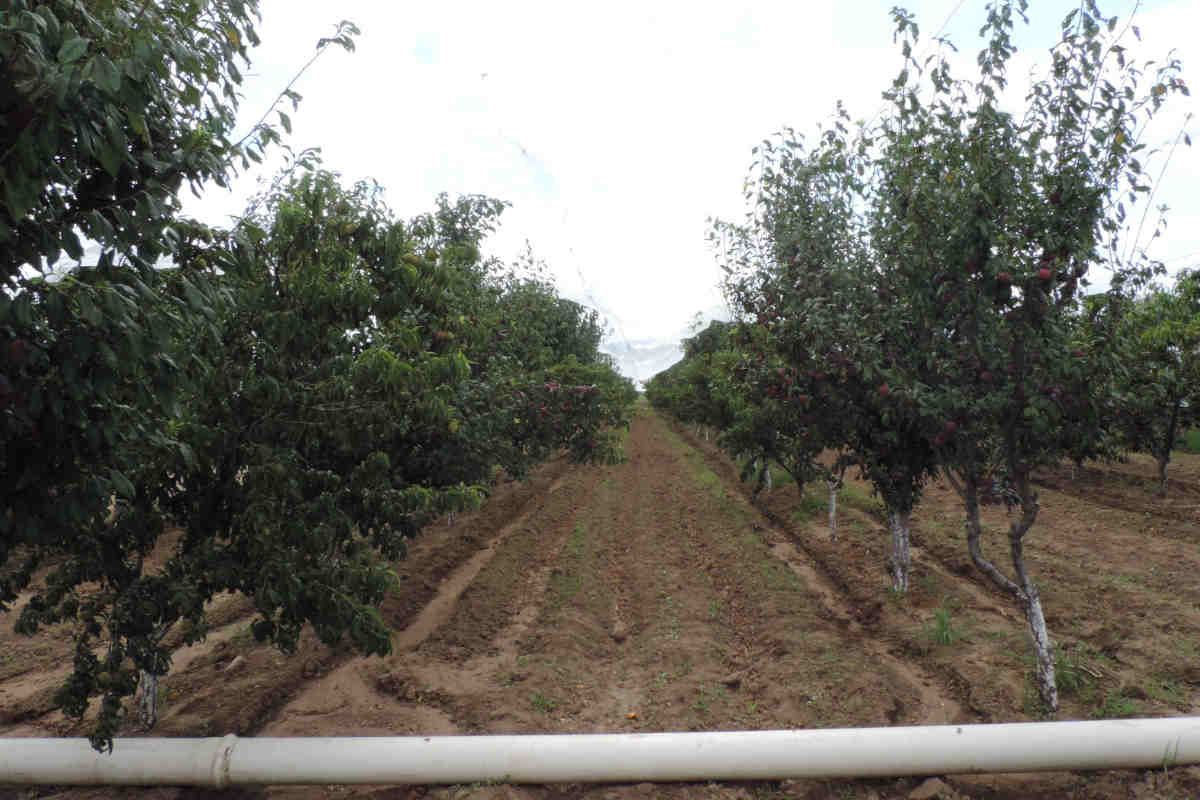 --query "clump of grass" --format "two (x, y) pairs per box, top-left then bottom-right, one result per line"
(1054, 644), (1094, 697)
(529, 692), (558, 714)
(923, 599), (960, 647)
(1092, 688), (1139, 719)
